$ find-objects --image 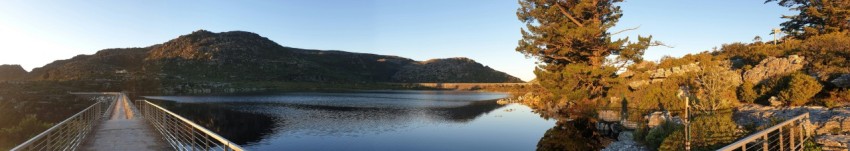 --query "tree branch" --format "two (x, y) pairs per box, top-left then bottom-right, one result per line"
(650, 41), (673, 48)
(555, 3), (584, 27)
(612, 25), (641, 35)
